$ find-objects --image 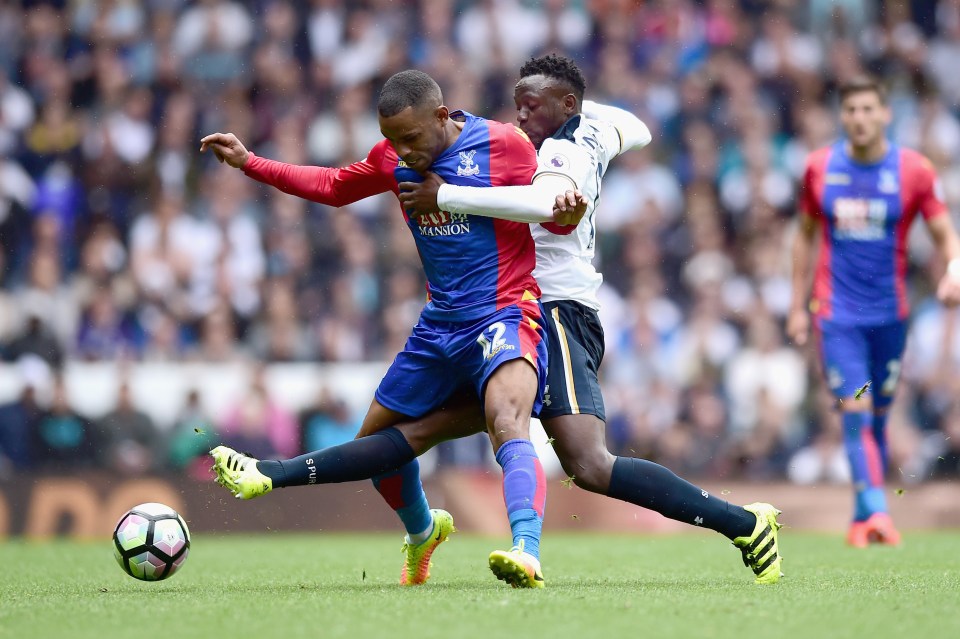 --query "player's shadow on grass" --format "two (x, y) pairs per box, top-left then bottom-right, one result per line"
(202, 577), (741, 594)
(108, 576), (745, 596)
